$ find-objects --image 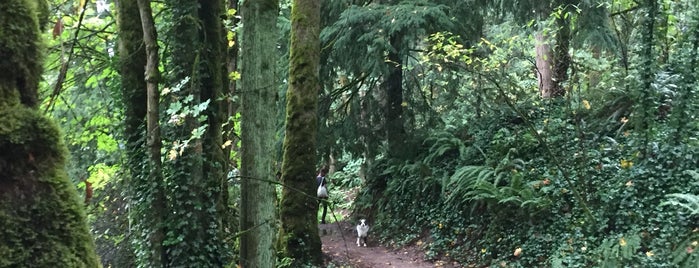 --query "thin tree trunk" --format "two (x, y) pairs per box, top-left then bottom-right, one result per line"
(136, 0), (166, 265)
(225, 0), (241, 158)
(279, 0), (323, 264)
(239, 0), (279, 267)
(116, 0), (153, 266)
